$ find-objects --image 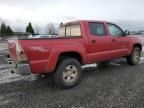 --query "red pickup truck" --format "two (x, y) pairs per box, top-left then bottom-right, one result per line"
(8, 20), (142, 89)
